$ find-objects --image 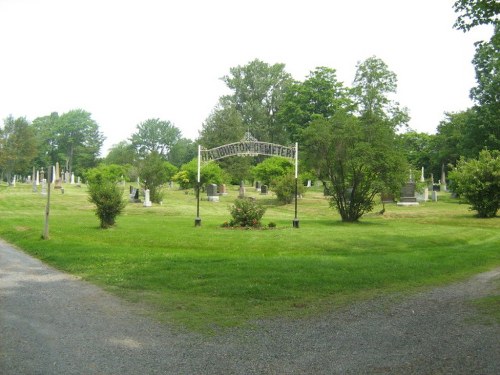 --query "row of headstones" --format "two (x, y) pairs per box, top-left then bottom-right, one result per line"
(206, 182), (271, 202)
